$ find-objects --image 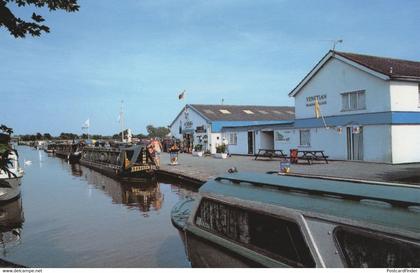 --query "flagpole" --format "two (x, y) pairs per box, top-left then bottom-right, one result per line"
(87, 119), (90, 140)
(315, 98), (328, 129)
(120, 100), (124, 142)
